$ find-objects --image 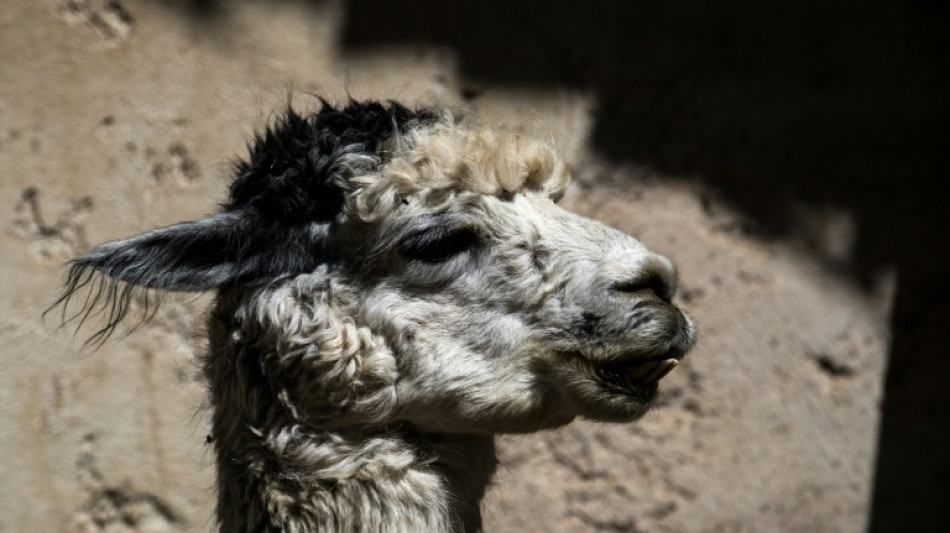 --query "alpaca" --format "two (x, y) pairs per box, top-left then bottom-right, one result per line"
(56, 100), (697, 532)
